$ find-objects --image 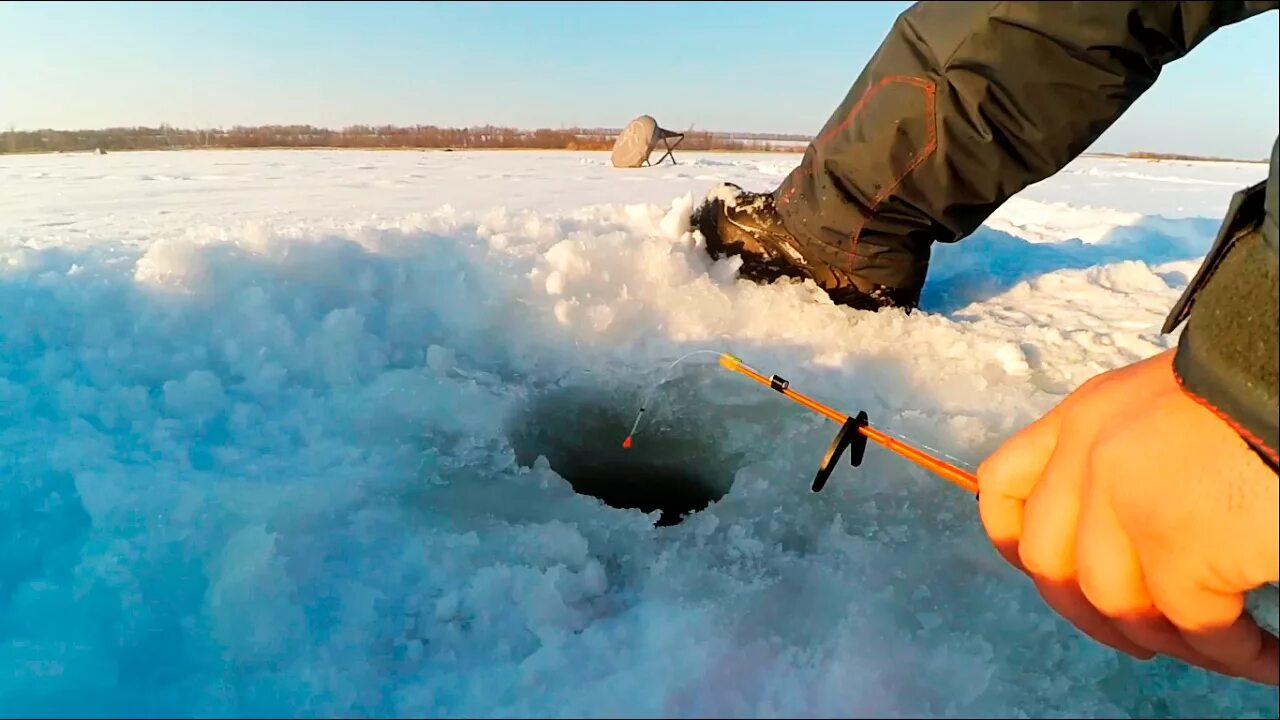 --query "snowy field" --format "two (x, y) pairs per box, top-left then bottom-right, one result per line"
(1, 148), (1275, 718)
